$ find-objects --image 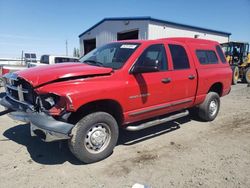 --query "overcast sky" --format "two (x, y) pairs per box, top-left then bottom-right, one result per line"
(0, 0), (249, 58)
